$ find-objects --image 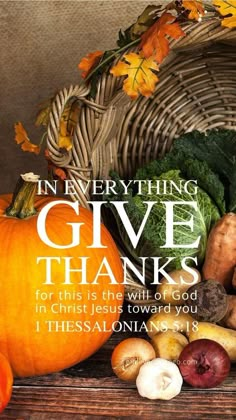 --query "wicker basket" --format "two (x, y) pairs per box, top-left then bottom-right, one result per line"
(46, 8), (236, 307)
